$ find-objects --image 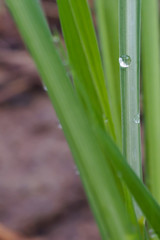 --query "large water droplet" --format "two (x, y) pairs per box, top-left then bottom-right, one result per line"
(119, 55), (131, 68)
(134, 114), (140, 124)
